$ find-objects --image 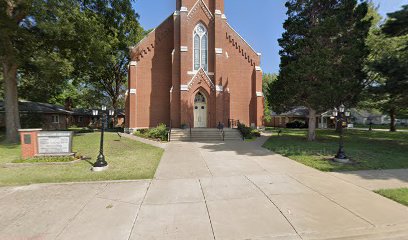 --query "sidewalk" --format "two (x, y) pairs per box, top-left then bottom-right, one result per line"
(0, 136), (407, 240)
